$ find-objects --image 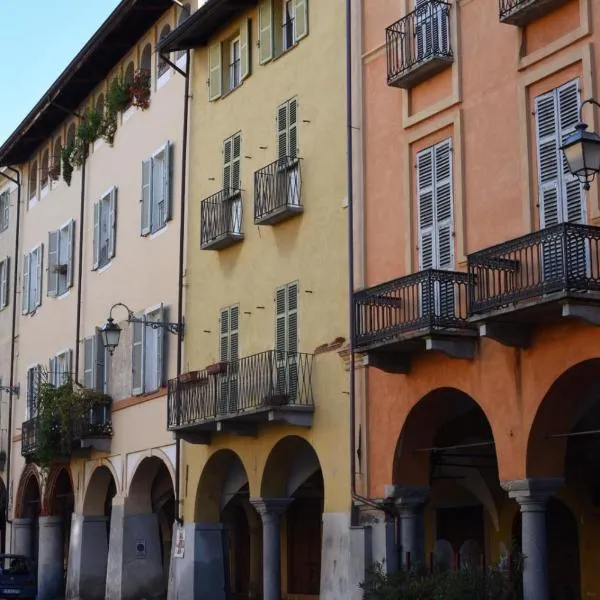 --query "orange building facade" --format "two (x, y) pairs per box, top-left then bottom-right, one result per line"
(355, 0), (600, 598)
